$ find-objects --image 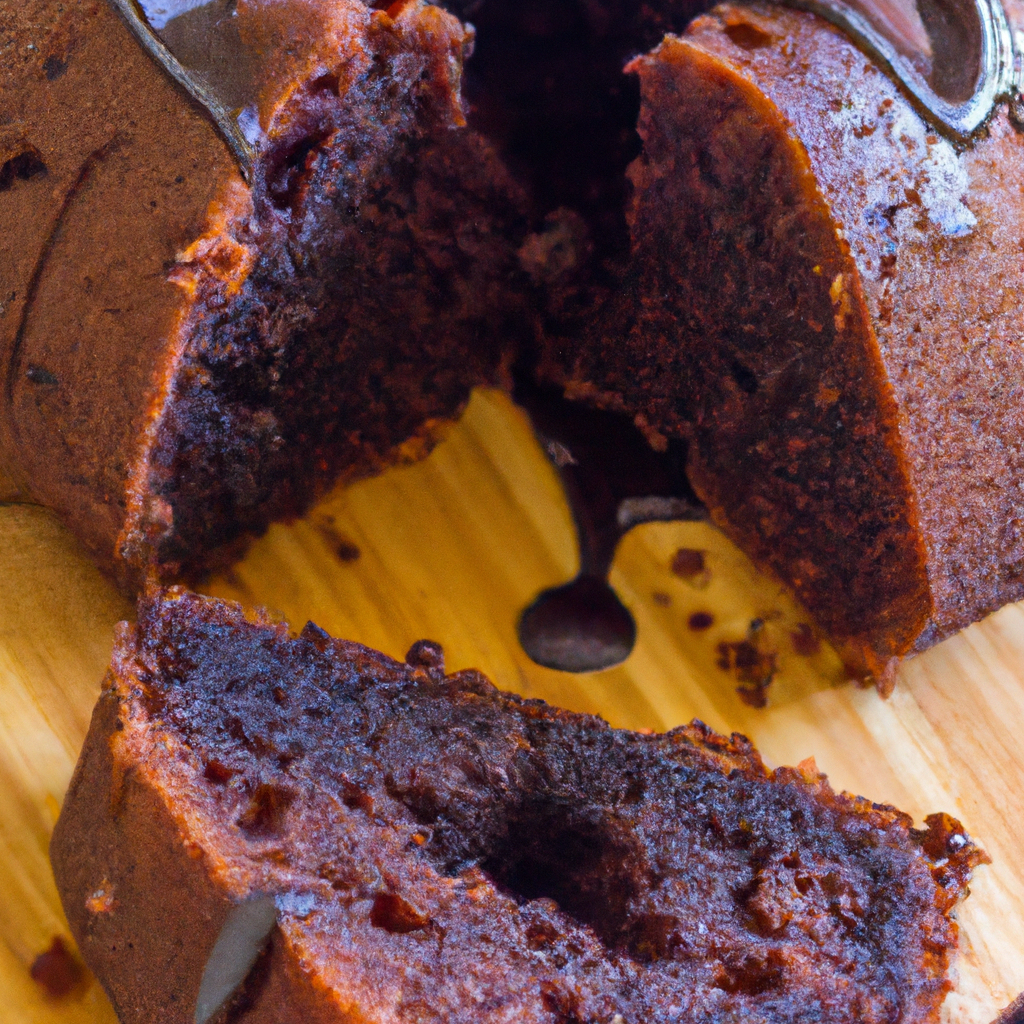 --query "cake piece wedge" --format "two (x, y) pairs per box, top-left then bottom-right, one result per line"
(52, 588), (985, 1023)
(544, 0), (1024, 681)
(0, 0), (528, 589)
